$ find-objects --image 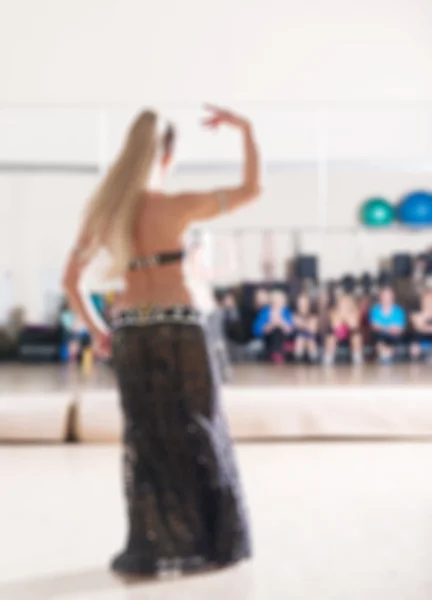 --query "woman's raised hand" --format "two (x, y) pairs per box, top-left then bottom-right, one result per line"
(202, 105), (250, 131)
